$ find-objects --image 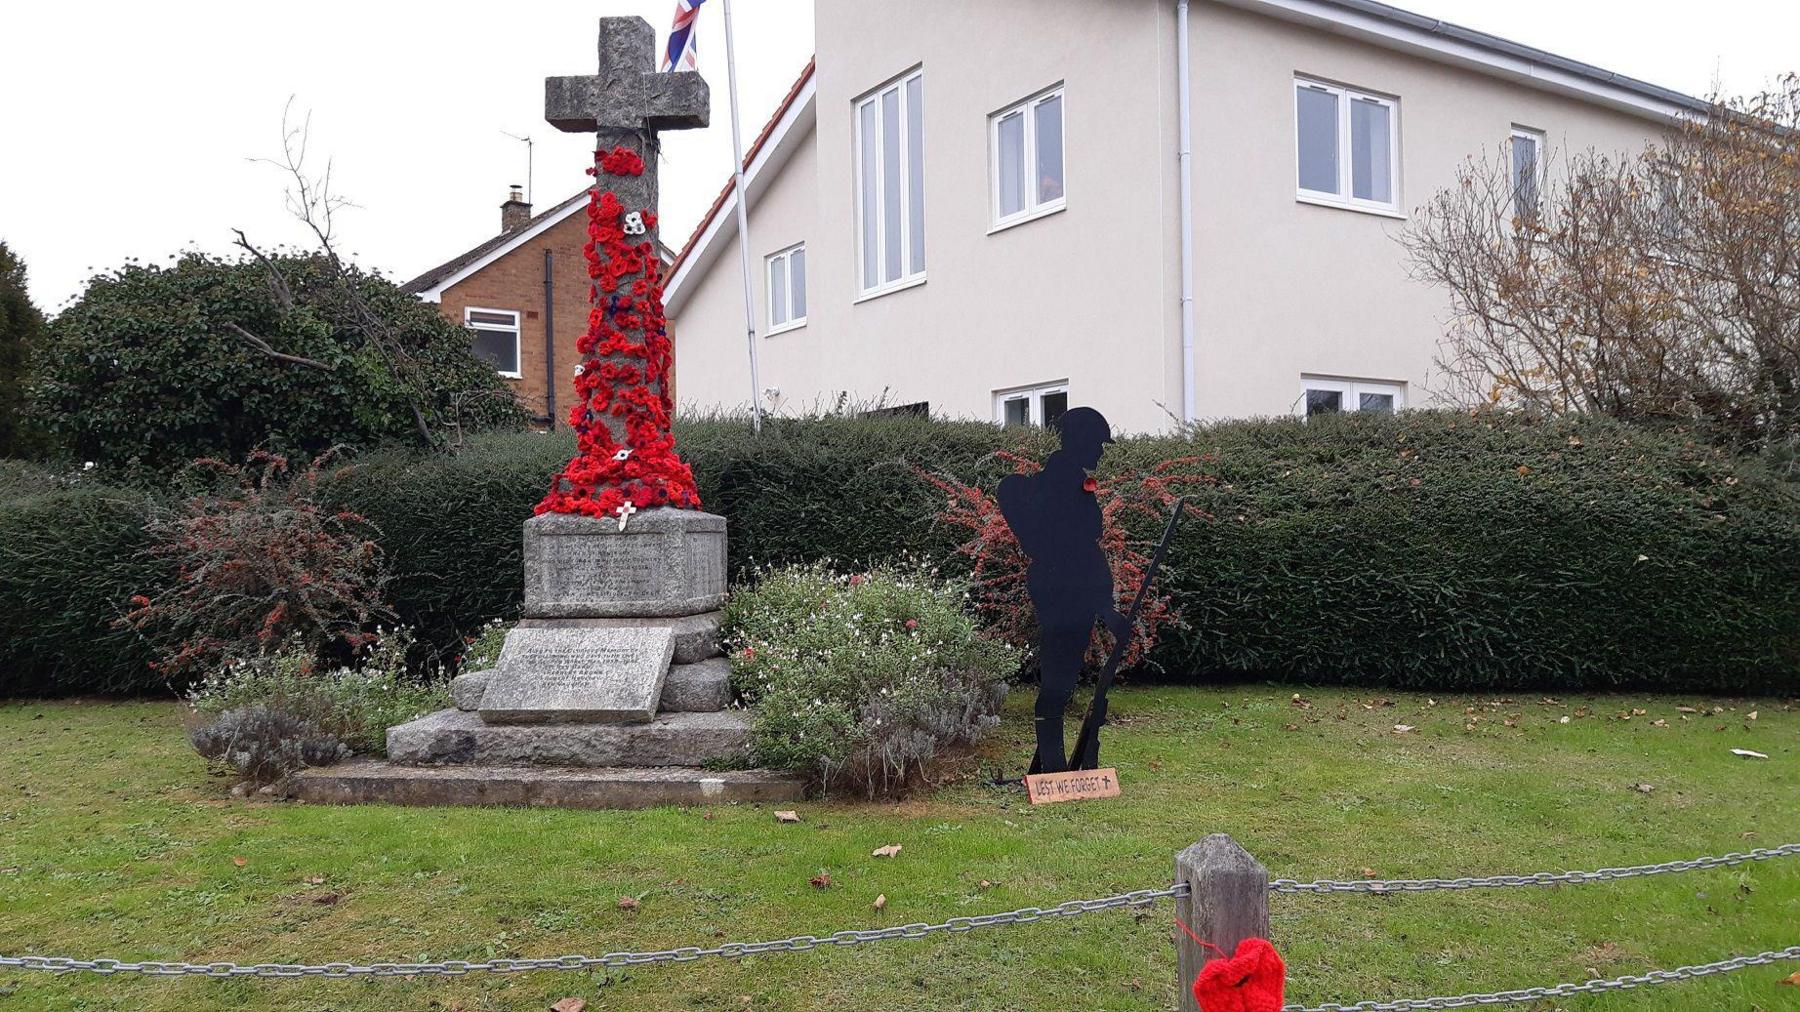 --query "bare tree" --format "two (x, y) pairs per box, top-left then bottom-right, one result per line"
(234, 99), (440, 445)
(1404, 76), (1800, 452)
